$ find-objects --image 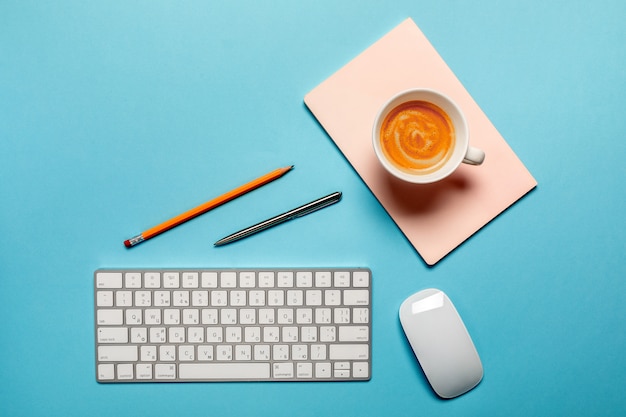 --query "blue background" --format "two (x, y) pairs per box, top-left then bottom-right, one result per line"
(1, 1), (624, 416)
